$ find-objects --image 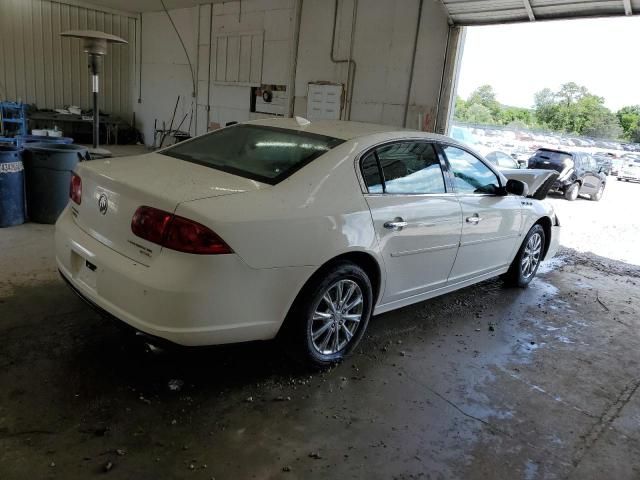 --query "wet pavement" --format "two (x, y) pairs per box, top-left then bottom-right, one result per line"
(1, 224), (640, 479)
